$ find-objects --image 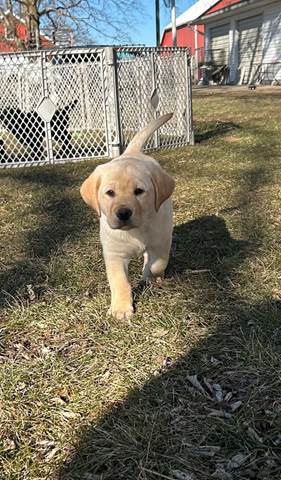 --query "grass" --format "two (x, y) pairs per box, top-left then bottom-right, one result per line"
(1, 87), (281, 480)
